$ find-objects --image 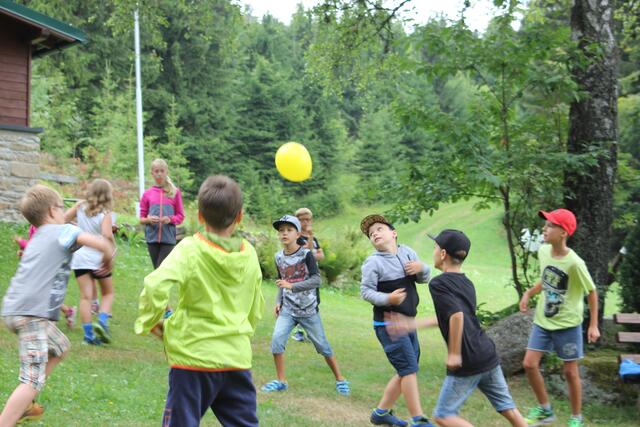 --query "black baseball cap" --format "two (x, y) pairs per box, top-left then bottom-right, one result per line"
(428, 229), (471, 261)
